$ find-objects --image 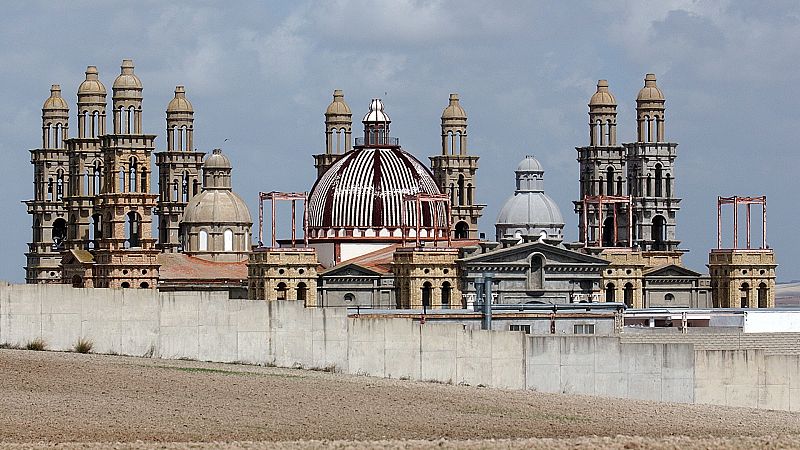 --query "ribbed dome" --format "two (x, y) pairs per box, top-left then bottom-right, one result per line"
(113, 59), (143, 90)
(204, 149), (231, 169)
(78, 66), (106, 95)
(43, 85), (69, 110)
(589, 80), (616, 106)
(441, 93), (466, 119)
(362, 98), (390, 123)
(166, 86), (193, 112)
(307, 146), (446, 240)
(182, 189), (252, 225)
(637, 73), (664, 101)
(496, 156), (564, 242)
(325, 89), (351, 115)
